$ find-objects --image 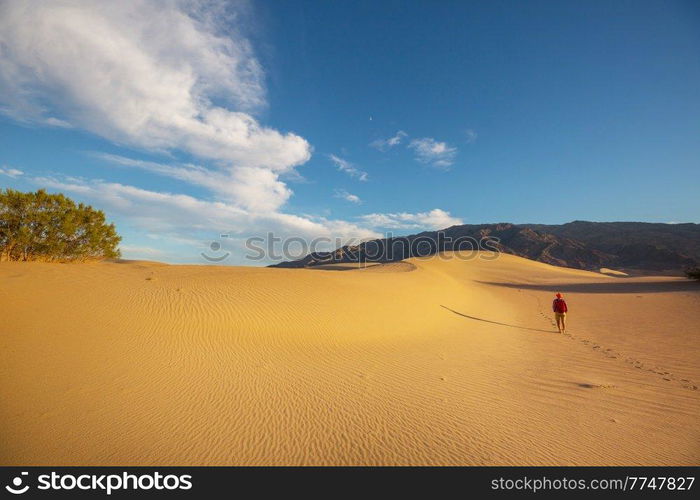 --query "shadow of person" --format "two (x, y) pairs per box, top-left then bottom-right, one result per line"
(440, 305), (554, 333)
